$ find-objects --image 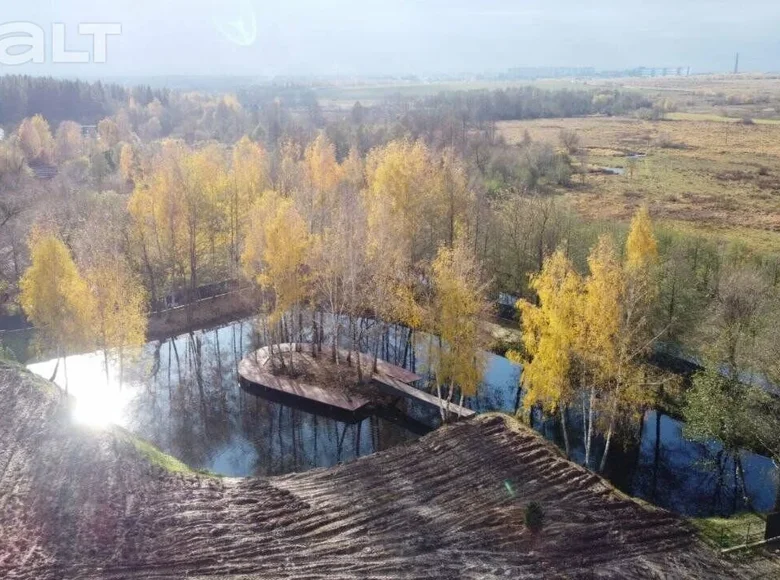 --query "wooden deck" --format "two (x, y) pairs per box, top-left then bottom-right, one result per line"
(238, 344), (372, 412)
(239, 343), (475, 418)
